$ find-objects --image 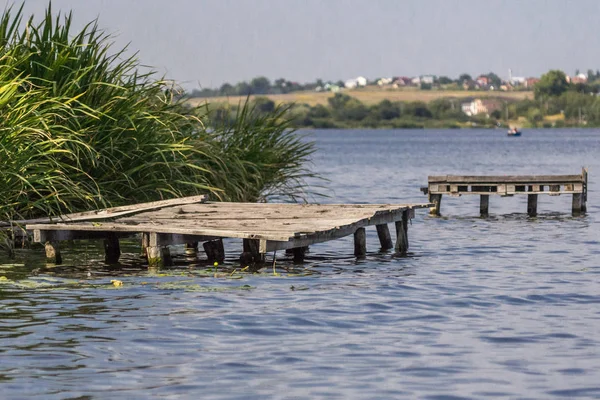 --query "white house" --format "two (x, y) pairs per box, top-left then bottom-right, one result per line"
(344, 76), (368, 89)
